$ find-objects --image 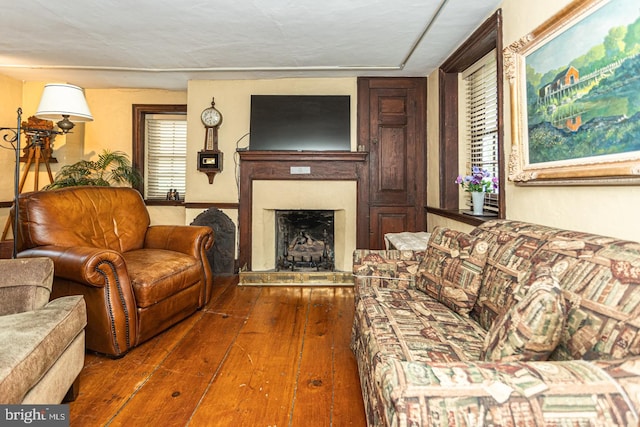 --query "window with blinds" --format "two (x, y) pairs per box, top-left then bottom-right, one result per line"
(463, 51), (498, 213)
(145, 117), (187, 200)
